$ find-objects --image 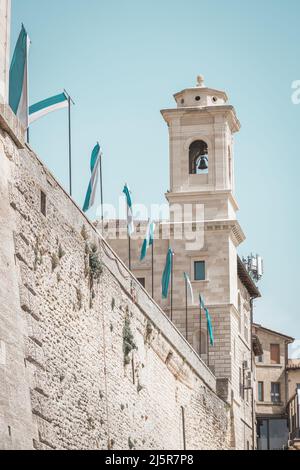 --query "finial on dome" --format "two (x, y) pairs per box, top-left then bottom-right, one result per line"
(196, 75), (205, 87)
